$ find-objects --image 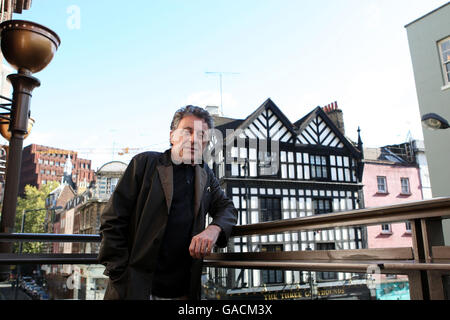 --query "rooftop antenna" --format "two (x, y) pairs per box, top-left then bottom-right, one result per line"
(205, 71), (240, 115)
